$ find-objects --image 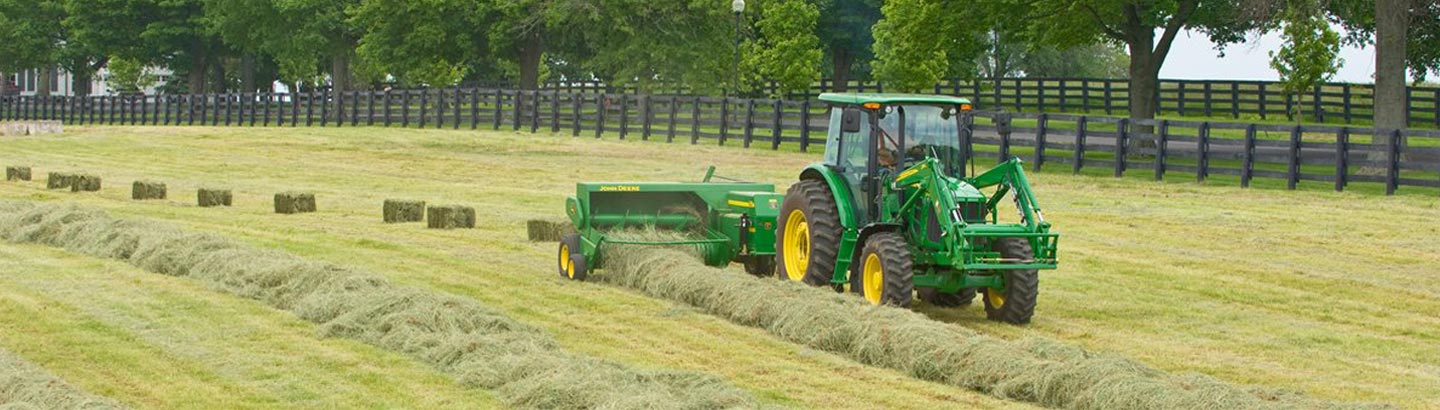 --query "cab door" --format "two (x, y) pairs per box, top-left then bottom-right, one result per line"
(824, 107), (875, 224)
